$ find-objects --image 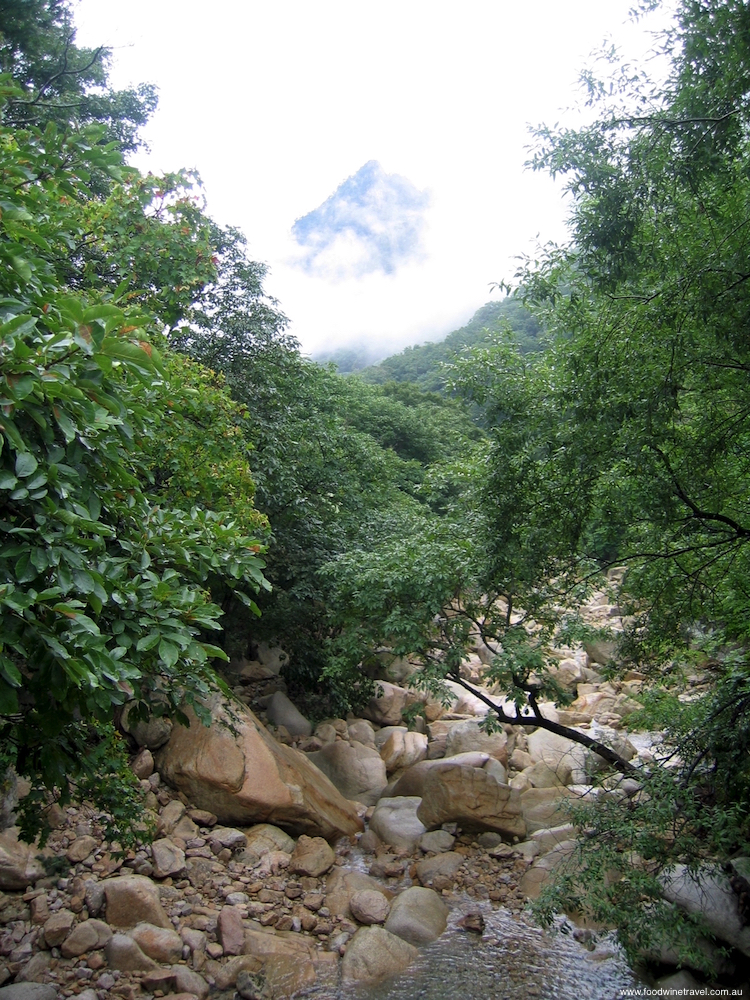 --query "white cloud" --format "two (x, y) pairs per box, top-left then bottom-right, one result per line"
(291, 160), (430, 279)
